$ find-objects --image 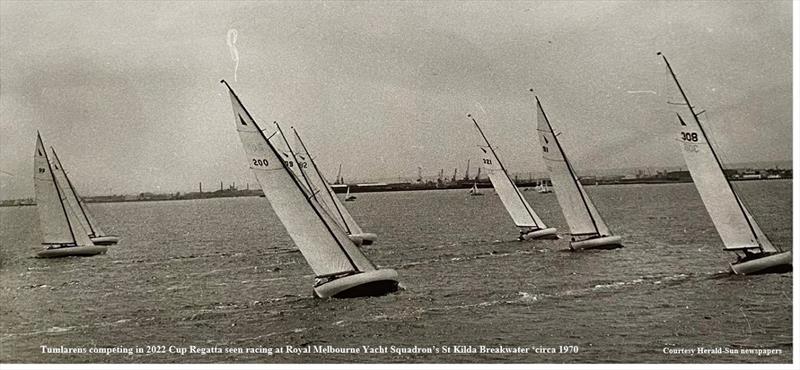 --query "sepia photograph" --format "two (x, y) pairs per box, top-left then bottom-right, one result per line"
(0, 0), (794, 366)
